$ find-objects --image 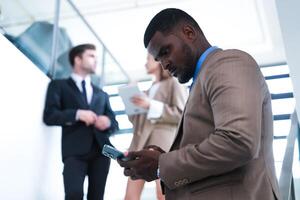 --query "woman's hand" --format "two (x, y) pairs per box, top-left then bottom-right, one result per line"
(131, 94), (150, 110)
